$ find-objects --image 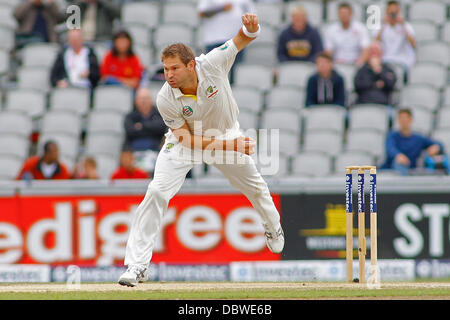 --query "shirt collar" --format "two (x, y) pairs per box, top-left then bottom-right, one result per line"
(170, 57), (202, 100)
